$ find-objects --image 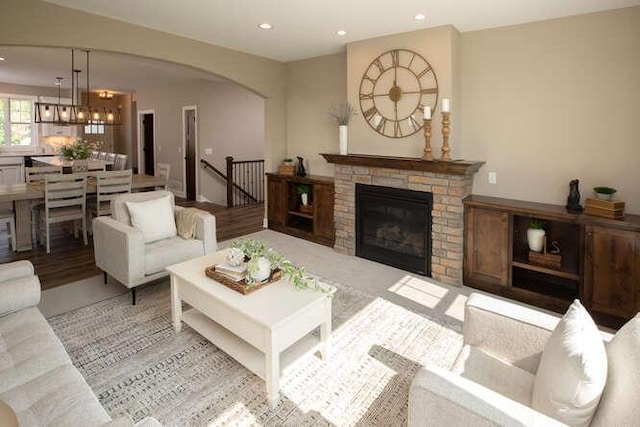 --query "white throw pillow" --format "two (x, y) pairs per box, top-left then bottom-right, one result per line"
(126, 195), (177, 243)
(531, 300), (607, 426)
(590, 314), (640, 426)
